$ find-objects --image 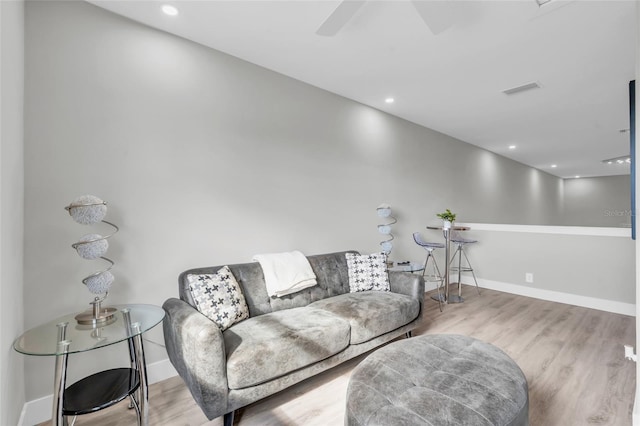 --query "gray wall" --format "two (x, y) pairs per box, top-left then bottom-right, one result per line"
(562, 175), (631, 227)
(1, 1), (26, 424)
(467, 229), (634, 303)
(21, 0), (628, 401)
